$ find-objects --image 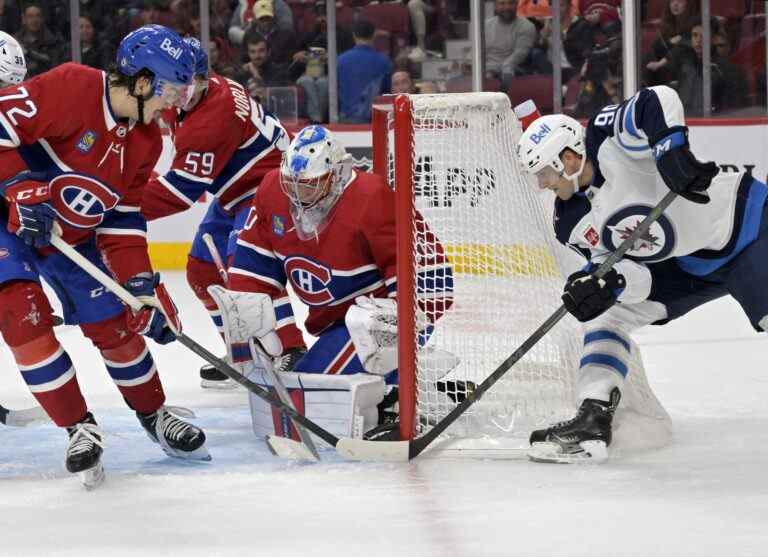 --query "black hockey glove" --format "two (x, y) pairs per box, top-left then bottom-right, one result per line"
(651, 126), (719, 205)
(562, 268), (626, 323)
